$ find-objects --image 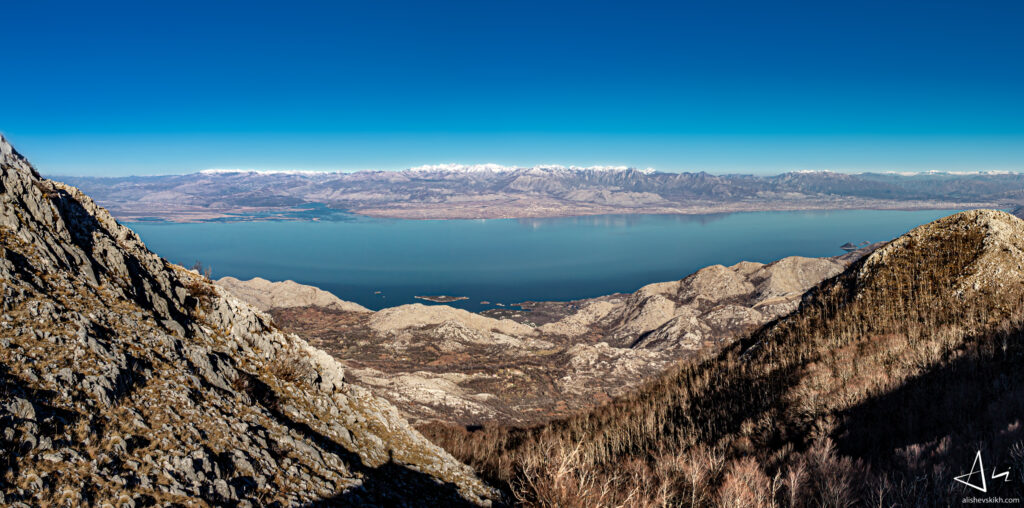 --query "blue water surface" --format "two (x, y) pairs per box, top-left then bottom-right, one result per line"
(129, 209), (961, 311)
